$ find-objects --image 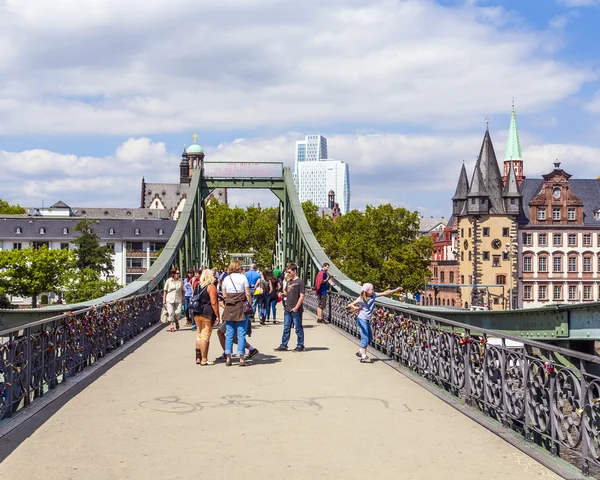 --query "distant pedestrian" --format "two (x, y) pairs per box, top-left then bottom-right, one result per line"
(222, 260), (254, 367)
(275, 263), (305, 352)
(347, 283), (402, 363)
(163, 268), (185, 333)
(245, 264), (261, 320)
(184, 270), (194, 327)
(314, 263), (333, 324)
(264, 270), (280, 324)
